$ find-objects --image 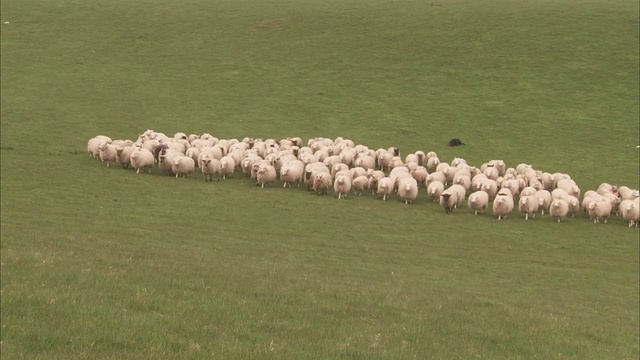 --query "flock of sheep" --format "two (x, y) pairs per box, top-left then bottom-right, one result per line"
(87, 130), (640, 228)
